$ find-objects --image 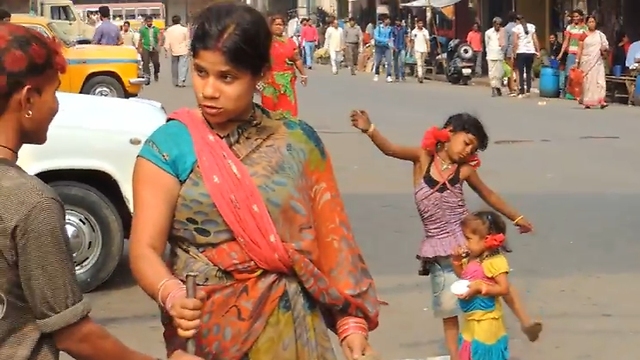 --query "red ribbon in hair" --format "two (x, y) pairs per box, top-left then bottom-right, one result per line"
(484, 233), (506, 249)
(421, 126), (450, 153)
(466, 154), (481, 169)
